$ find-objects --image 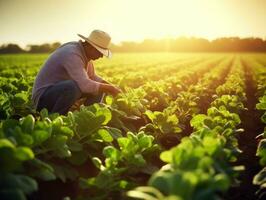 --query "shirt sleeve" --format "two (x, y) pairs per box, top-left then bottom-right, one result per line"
(86, 61), (103, 82)
(63, 53), (100, 95)
(94, 74), (103, 82)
